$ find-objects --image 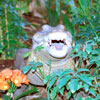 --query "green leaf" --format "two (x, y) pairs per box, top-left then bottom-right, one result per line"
(78, 74), (93, 86)
(85, 45), (92, 54)
(91, 50), (99, 55)
(66, 84), (70, 90)
(8, 82), (17, 93)
(34, 45), (44, 53)
(76, 68), (90, 74)
(62, 12), (75, 37)
(24, 51), (31, 58)
(28, 61), (34, 65)
(13, 88), (38, 100)
(34, 62), (43, 67)
(59, 75), (71, 89)
(77, 82), (83, 90)
(95, 83), (100, 88)
(78, 0), (90, 10)
(66, 91), (71, 99)
(31, 62), (43, 72)
(68, 79), (79, 93)
(74, 44), (80, 52)
(31, 65), (37, 72)
(86, 98), (94, 100)
(76, 97), (82, 100)
(0, 49), (2, 53)
(51, 86), (58, 100)
(3, 94), (11, 100)
(89, 88), (96, 96)
(84, 83), (89, 92)
(44, 75), (50, 84)
(21, 65), (32, 74)
(59, 87), (64, 95)
(48, 77), (57, 88)
(60, 69), (74, 78)
(95, 94), (100, 99)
